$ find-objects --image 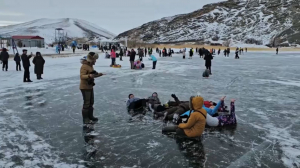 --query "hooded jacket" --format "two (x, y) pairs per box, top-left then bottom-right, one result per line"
(148, 92), (161, 106)
(178, 96), (207, 137)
